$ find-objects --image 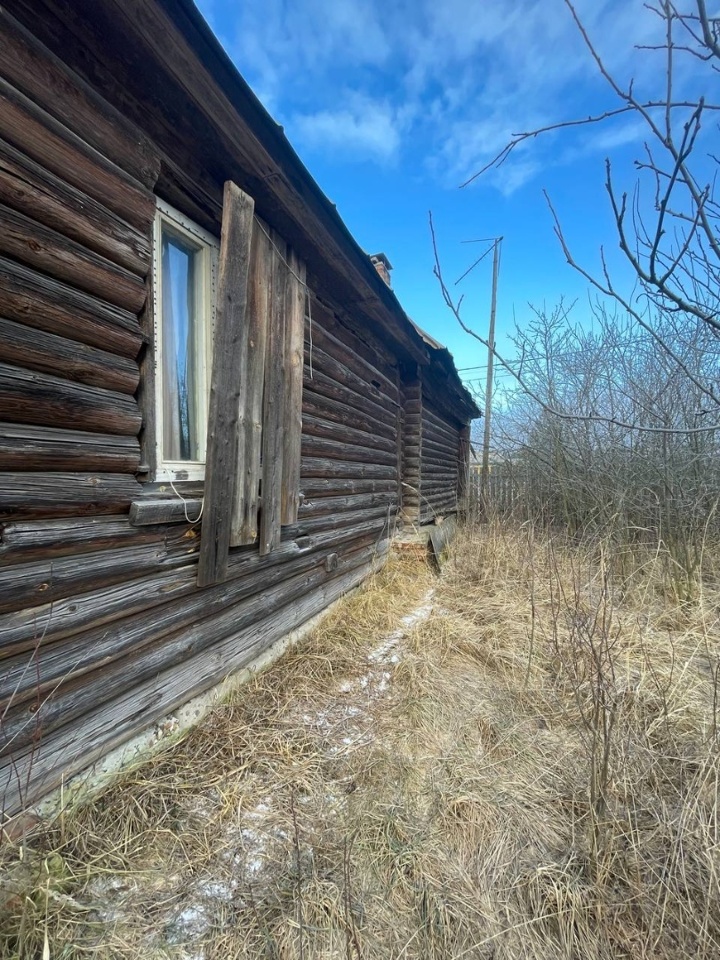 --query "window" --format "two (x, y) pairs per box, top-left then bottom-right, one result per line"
(153, 199), (218, 481)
